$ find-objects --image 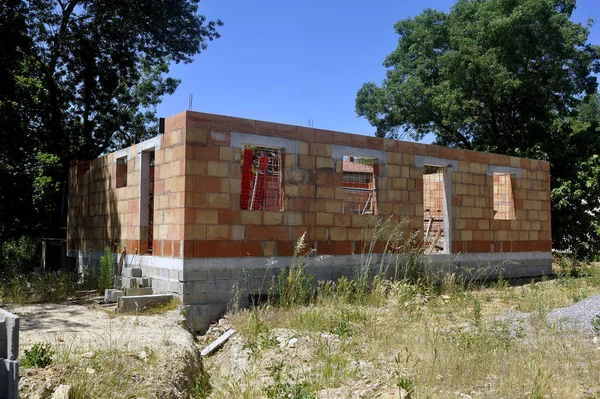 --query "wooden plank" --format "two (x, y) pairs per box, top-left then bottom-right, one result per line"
(201, 329), (236, 357)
